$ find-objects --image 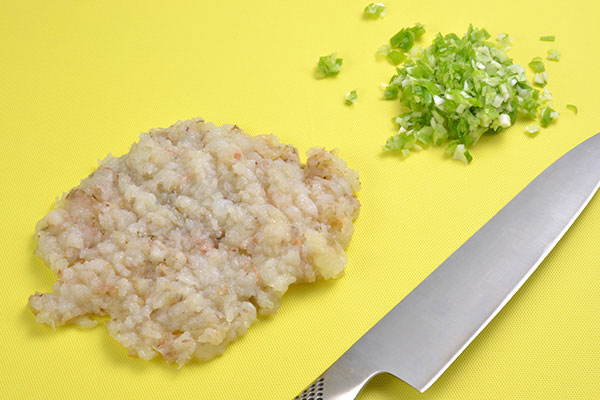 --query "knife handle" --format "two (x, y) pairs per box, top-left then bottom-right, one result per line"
(293, 351), (381, 400)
